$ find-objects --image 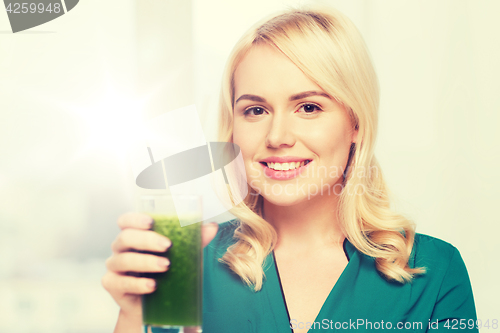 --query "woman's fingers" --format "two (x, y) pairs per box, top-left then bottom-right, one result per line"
(202, 222), (219, 248)
(111, 228), (171, 254)
(101, 271), (156, 295)
(106, 252), (170, 273)
(117, 212), (154, 230)
(115, 216), (218, 251)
